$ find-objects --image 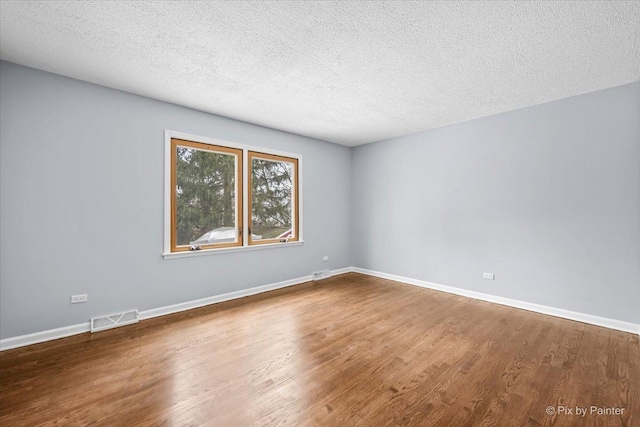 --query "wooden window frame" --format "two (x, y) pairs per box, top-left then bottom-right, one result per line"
(163, 130), (303, 258)
(247, 151), (299, 246)
(170, 138), (243, 252)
